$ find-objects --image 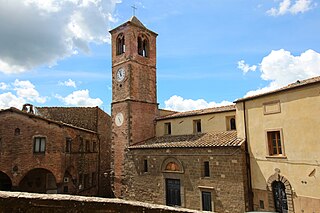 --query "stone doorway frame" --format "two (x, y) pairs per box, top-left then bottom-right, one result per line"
(266, 169), (294, 213)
